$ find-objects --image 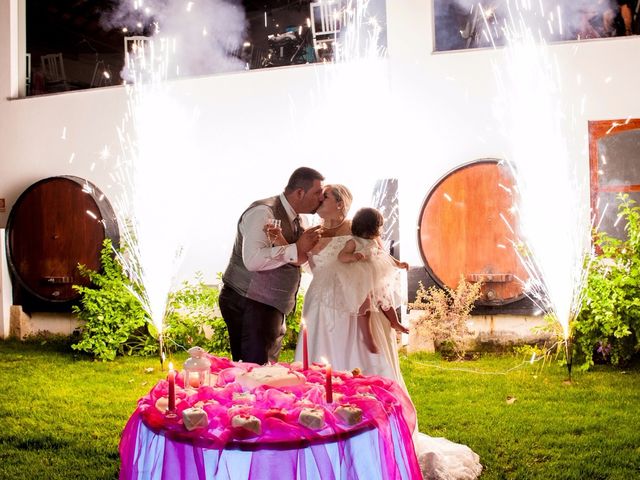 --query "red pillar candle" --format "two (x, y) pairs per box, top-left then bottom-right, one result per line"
(302, 319), (309, 371)
(167, 362), (176, 412)
(324, 360), (333, 403)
